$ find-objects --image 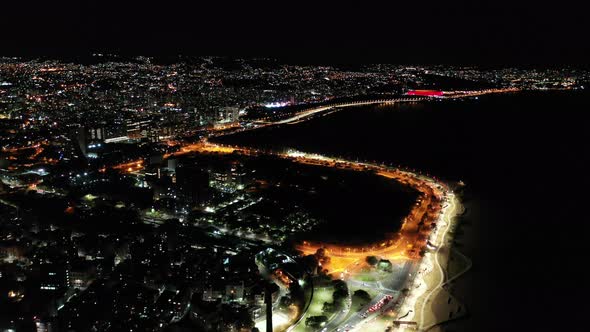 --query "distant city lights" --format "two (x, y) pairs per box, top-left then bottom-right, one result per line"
(264, 102), (289, 108)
